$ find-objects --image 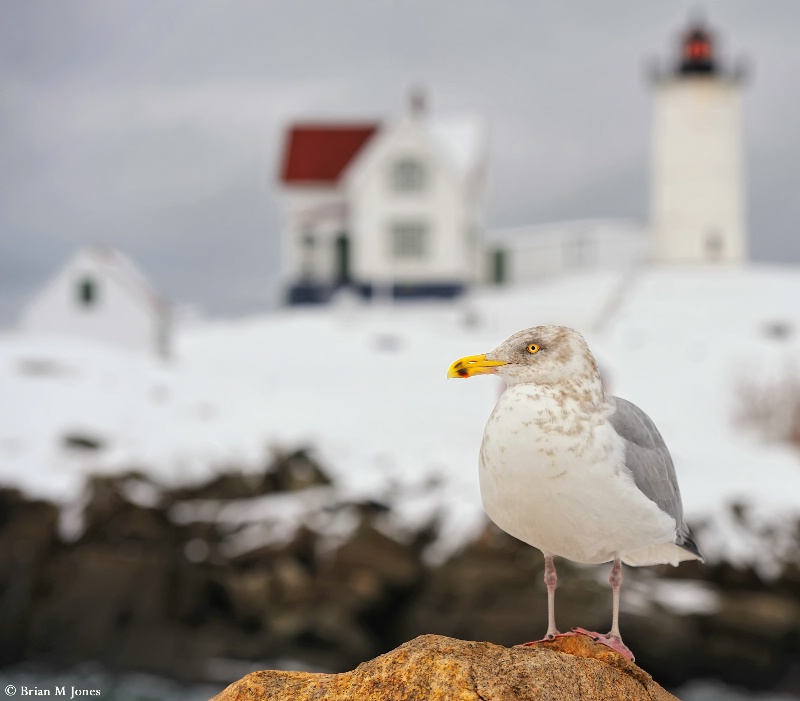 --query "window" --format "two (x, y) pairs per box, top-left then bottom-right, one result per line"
(705, 231), (723, 260)
(390, 221), (428, 259)
(390, 158), (426, 193)
(77, 277), (97, 307)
